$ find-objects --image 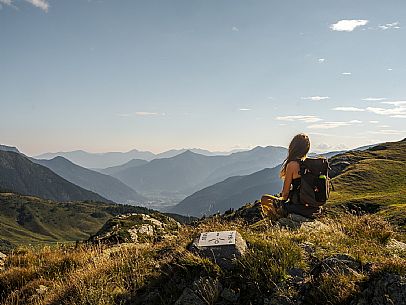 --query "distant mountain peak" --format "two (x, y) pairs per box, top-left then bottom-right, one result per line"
(0, 145), (20, 154)
(177, 149), (200, 157)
